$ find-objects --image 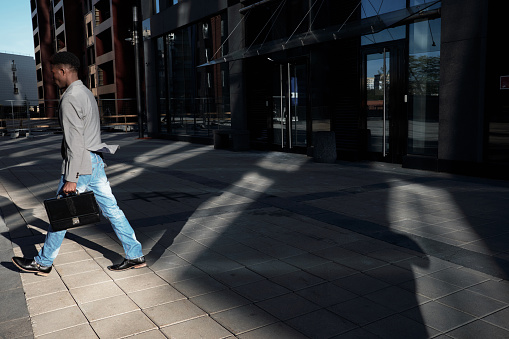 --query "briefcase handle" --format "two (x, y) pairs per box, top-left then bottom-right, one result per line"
(57, 191), (80, 199)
